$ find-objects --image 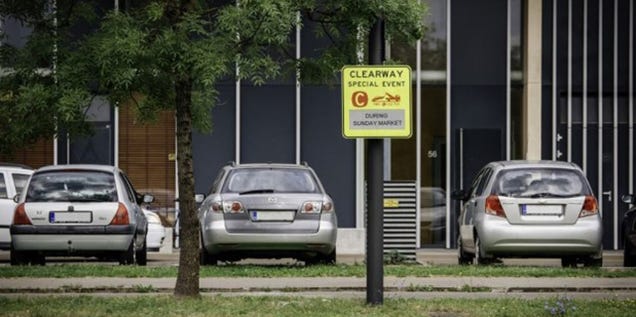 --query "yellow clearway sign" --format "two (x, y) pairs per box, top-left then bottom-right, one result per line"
(342, 65), (412, 138)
